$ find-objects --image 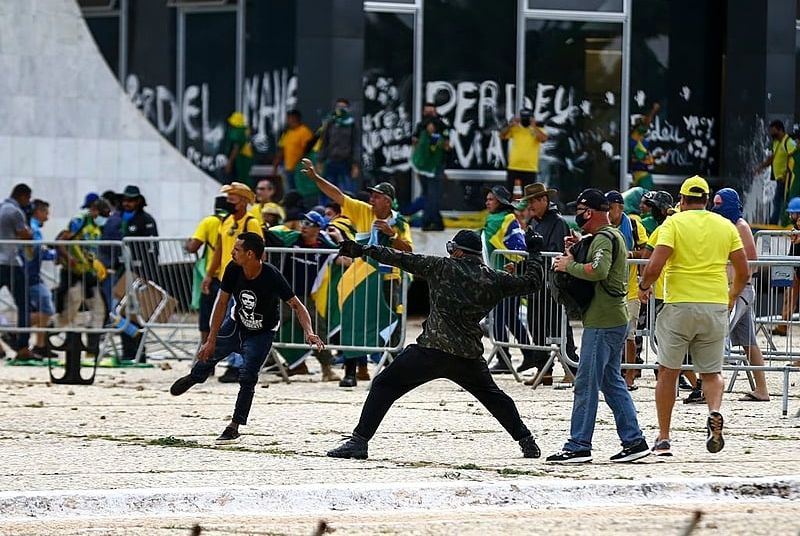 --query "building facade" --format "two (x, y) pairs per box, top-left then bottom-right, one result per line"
(81, 0), (799, 222)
